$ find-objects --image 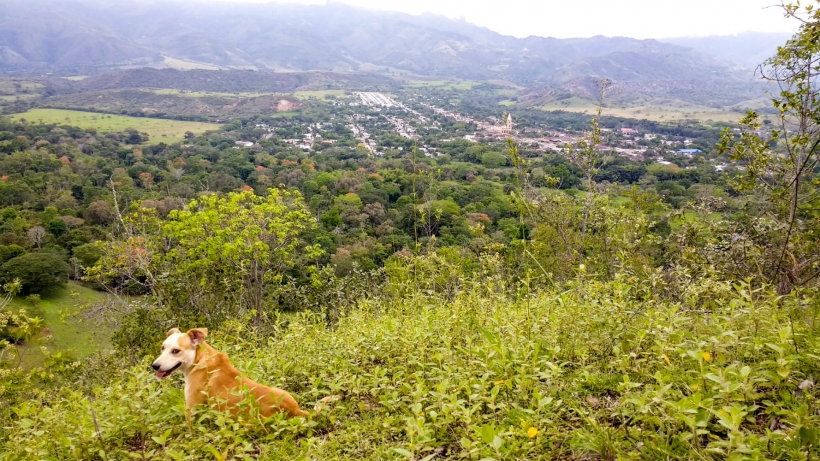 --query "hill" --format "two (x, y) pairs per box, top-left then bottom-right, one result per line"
(0, 0), (766, 108)
(660, 32), (792, 69)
